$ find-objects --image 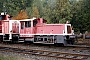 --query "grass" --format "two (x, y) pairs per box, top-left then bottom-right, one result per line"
(0, 55), (17, 60)
(0, 55), (31, 60)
